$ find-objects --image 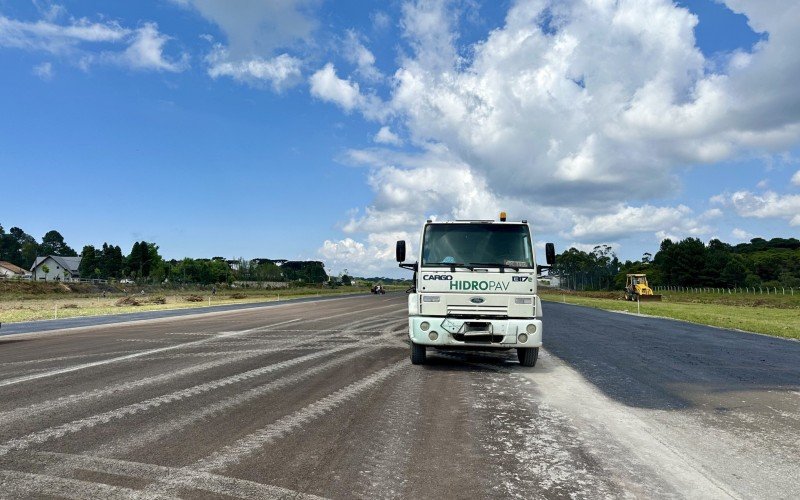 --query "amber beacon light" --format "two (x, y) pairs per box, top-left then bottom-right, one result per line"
(499, 211), (507, 222)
